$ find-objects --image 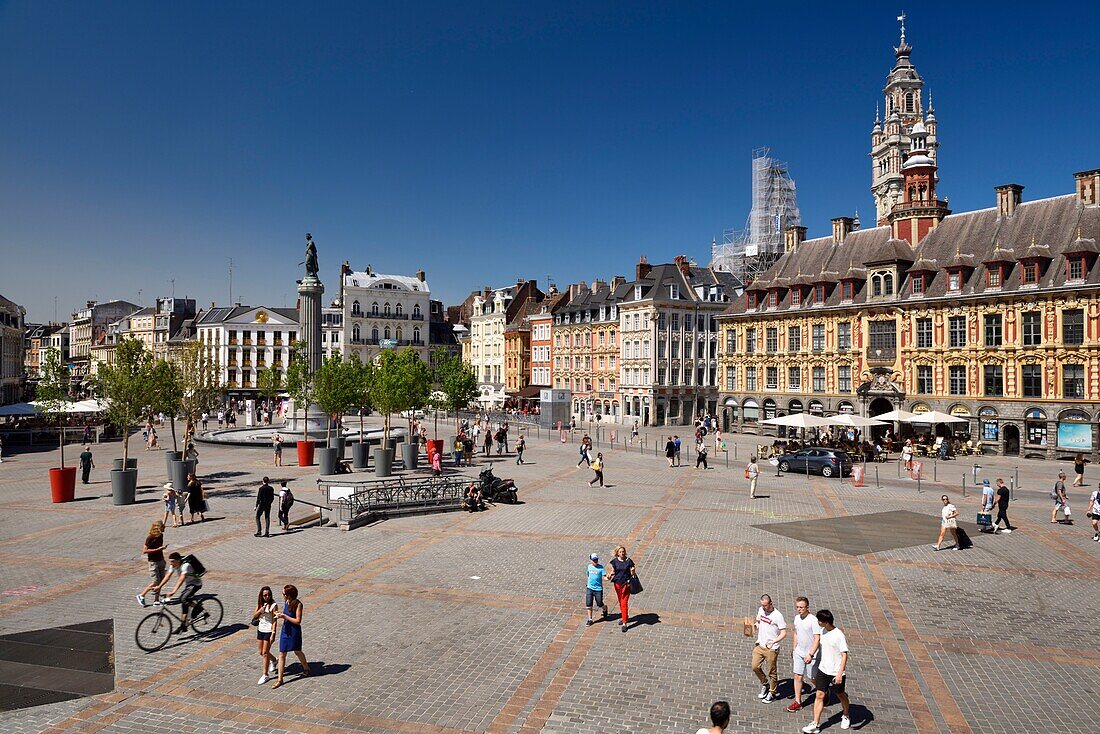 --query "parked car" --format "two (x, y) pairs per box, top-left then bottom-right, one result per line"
(400, 409), (426, 419)
(776, 447), (853, 478)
